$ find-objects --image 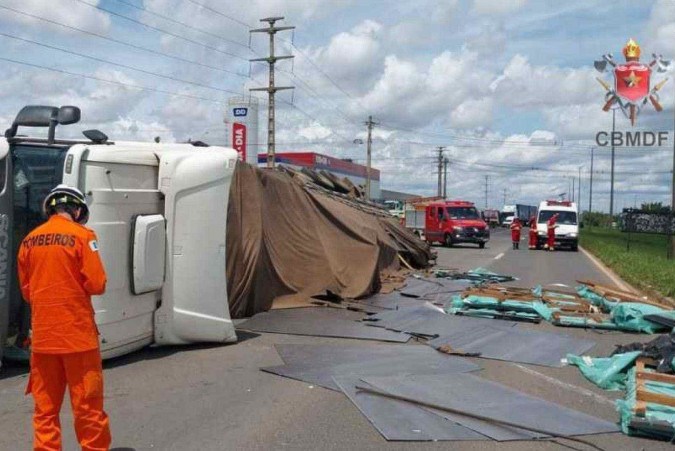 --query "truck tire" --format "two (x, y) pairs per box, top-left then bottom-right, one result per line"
(444, 234), (453, 247)
(478, 242), (485, 249)
(571, 242), (578, 252)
